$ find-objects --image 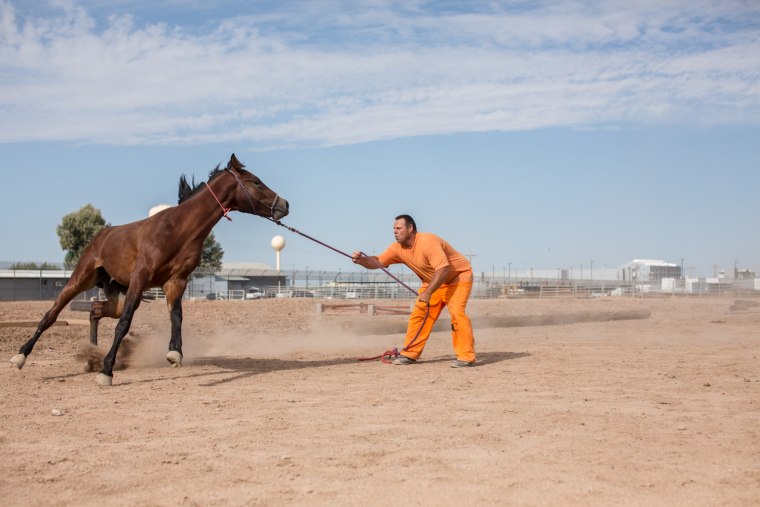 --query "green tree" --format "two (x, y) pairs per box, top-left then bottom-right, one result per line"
(200, 232), (224, 273)
(57, 204), (109, 269)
